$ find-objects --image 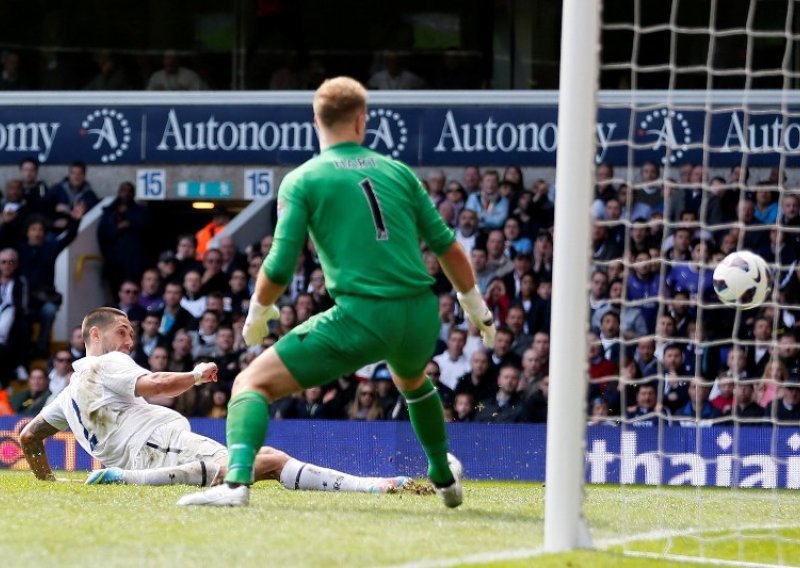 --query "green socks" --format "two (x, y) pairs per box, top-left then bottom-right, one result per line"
(404, 378), (453, 486)
(224, 390), (270, 485)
